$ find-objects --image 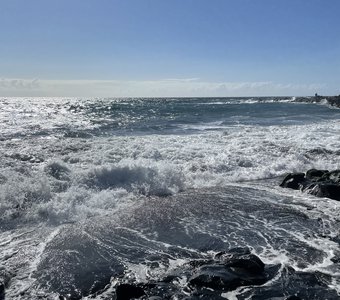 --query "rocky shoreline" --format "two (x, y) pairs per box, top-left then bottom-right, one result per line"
(0, 248), (337, 300)
(294, 95), (340, 108)
(86, 247), (337, 300)
(83, 168), (340, 300)
(280, 169), (340, 201)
